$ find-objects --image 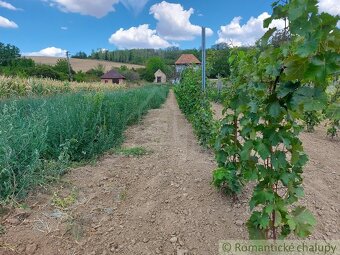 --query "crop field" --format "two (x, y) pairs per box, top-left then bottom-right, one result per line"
(0, 1), (339, 254)
(0, 76), (129, 99)
(0, 84), (169, 202)
(28, 56), (144, 72)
